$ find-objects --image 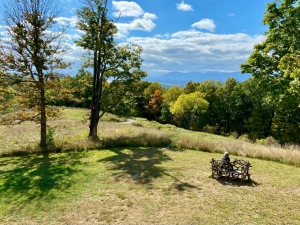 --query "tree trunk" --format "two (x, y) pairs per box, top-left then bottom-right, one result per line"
(40, 83), (47, 152)
(225, 113), (230, 135)
(88, 47), (102, 140)
(264, 106), (275, 138)
(89, 103), (100, 140)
